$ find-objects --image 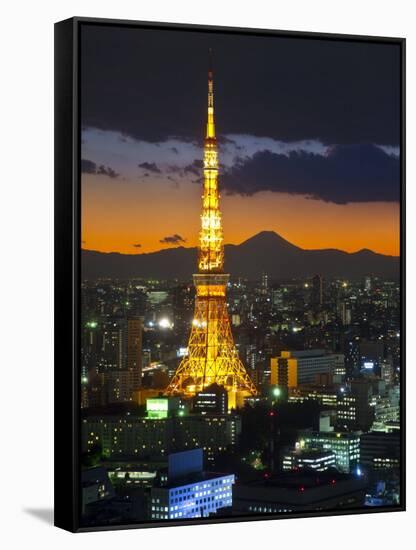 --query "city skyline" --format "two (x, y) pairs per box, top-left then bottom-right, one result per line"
(78, 22), (402, 528)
